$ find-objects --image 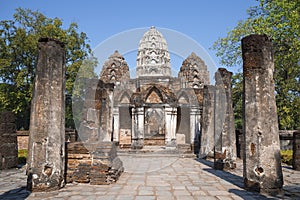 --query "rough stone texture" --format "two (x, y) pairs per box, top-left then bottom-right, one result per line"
(66, 142), (123, 184)
(78, 79), (114, 142)
(0, 111), (17, 169)
(293, 130), (300, 170)
(100, 50), (130, 84)
(17, 131), (29, 150)
(26, 38), (66, 192)
(242, 34), (283, 194)
(178, 52), (210, 89)
(176, 133), (186, 144)
(200, 85), (215, 158)
(214, 68), (236, 170)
